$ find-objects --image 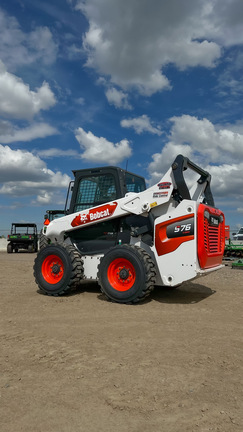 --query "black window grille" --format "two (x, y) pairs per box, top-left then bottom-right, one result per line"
(125, 172), (146, 193)
(75, 174), (117, 212)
